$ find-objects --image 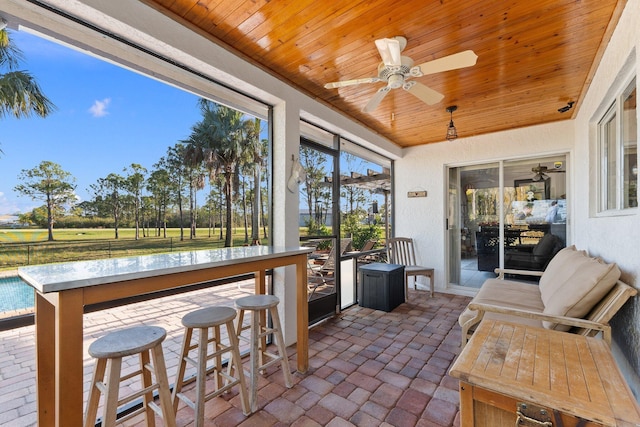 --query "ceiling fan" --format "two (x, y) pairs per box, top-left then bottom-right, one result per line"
(324, 36), (477, 113)
(532, 163), (566, 181)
